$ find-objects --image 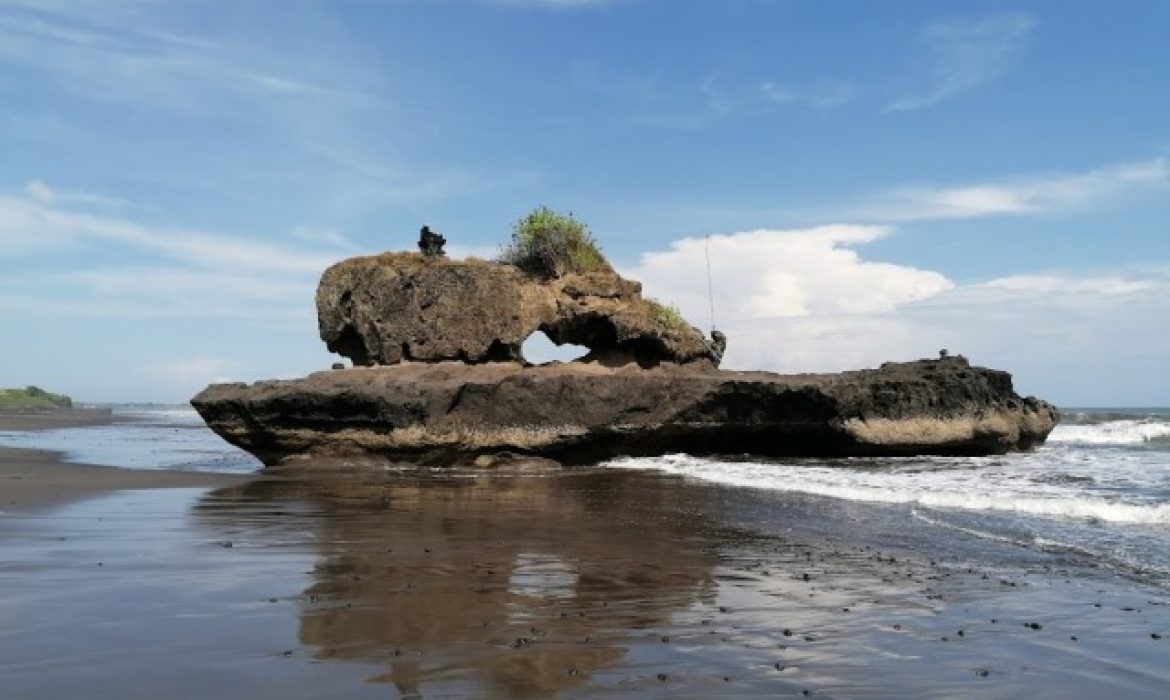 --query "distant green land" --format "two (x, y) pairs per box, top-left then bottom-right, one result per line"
(0, 386), (74, 410)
